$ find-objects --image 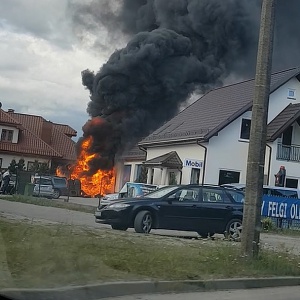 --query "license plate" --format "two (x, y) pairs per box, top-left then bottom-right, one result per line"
(95, 211), (101, 217)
